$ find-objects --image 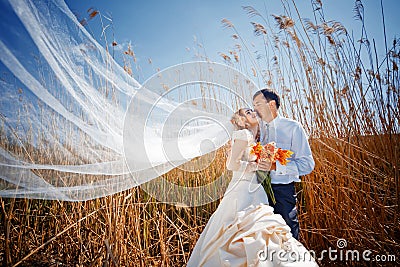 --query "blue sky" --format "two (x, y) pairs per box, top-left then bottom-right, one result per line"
(66, 0), (399, 83)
